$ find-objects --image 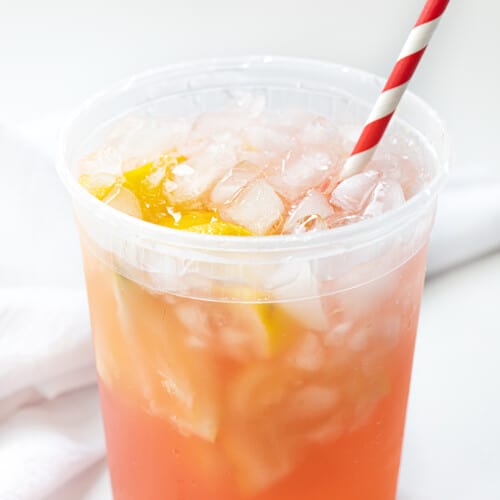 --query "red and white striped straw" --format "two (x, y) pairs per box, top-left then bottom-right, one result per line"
(339, 0), (450, 180)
